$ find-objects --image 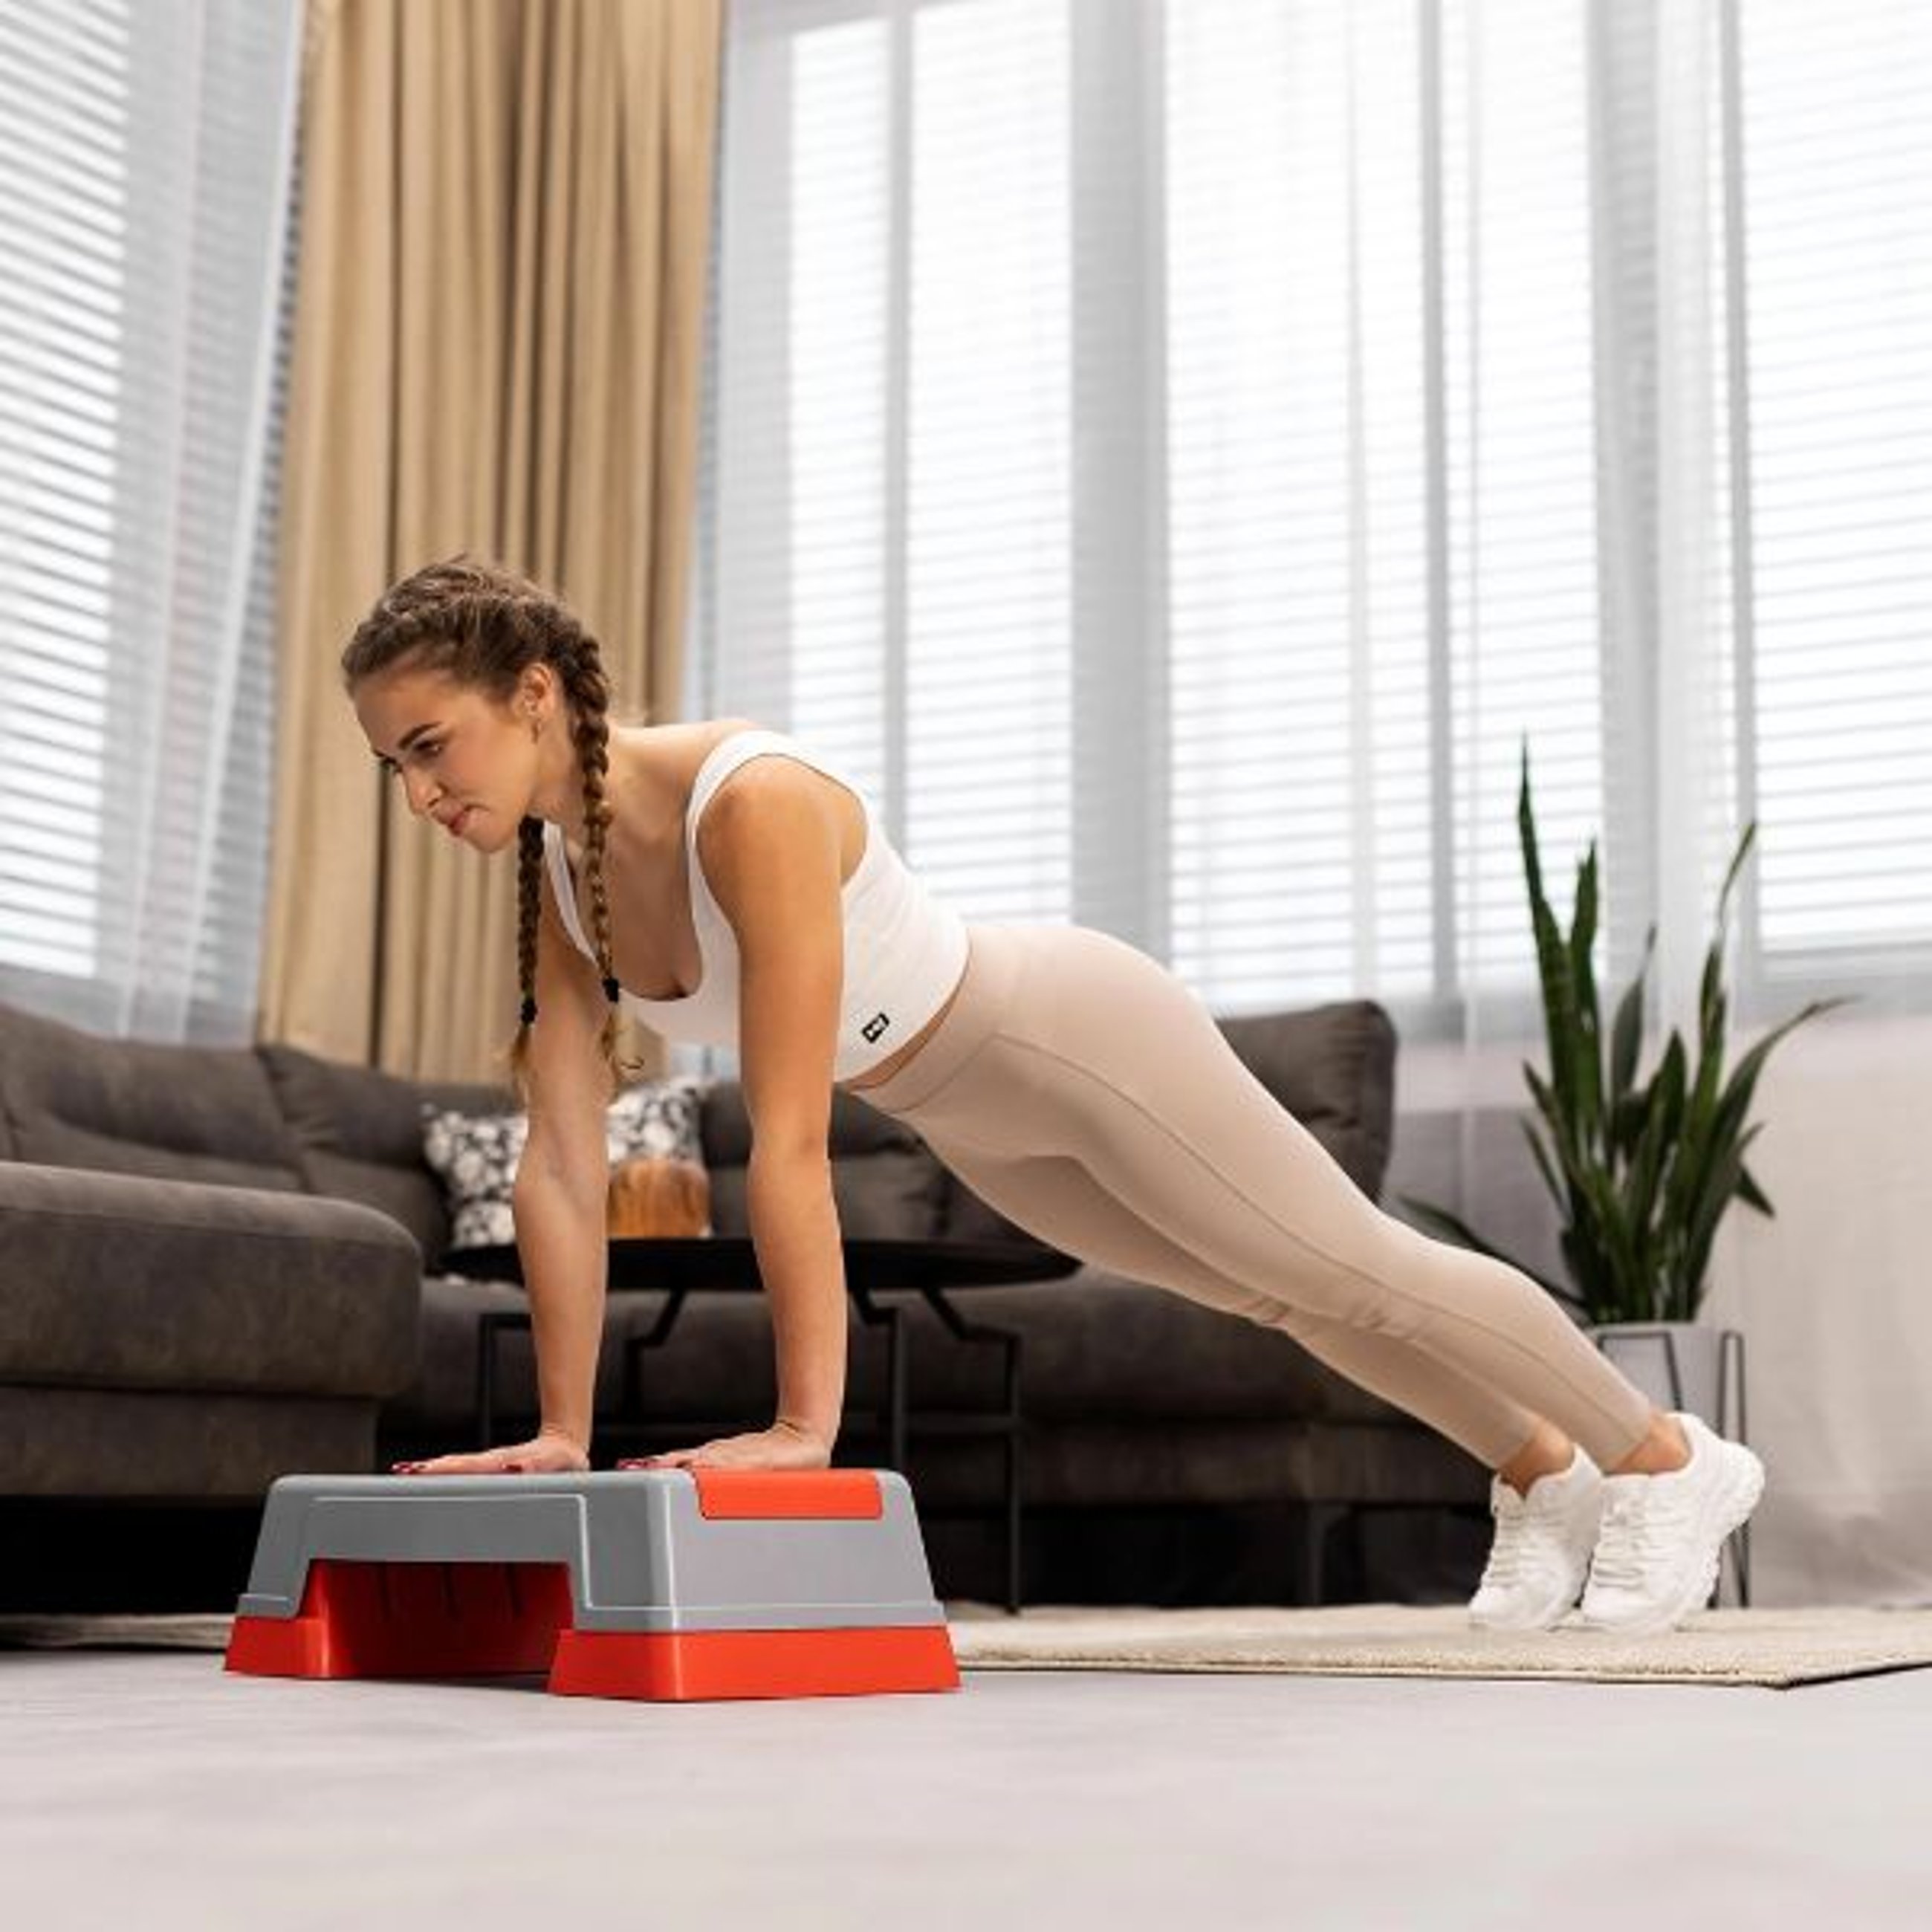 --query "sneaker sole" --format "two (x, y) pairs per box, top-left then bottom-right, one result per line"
(1468, 1560), (1591, 1631)
(1576, 1436), (1766, 1636)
